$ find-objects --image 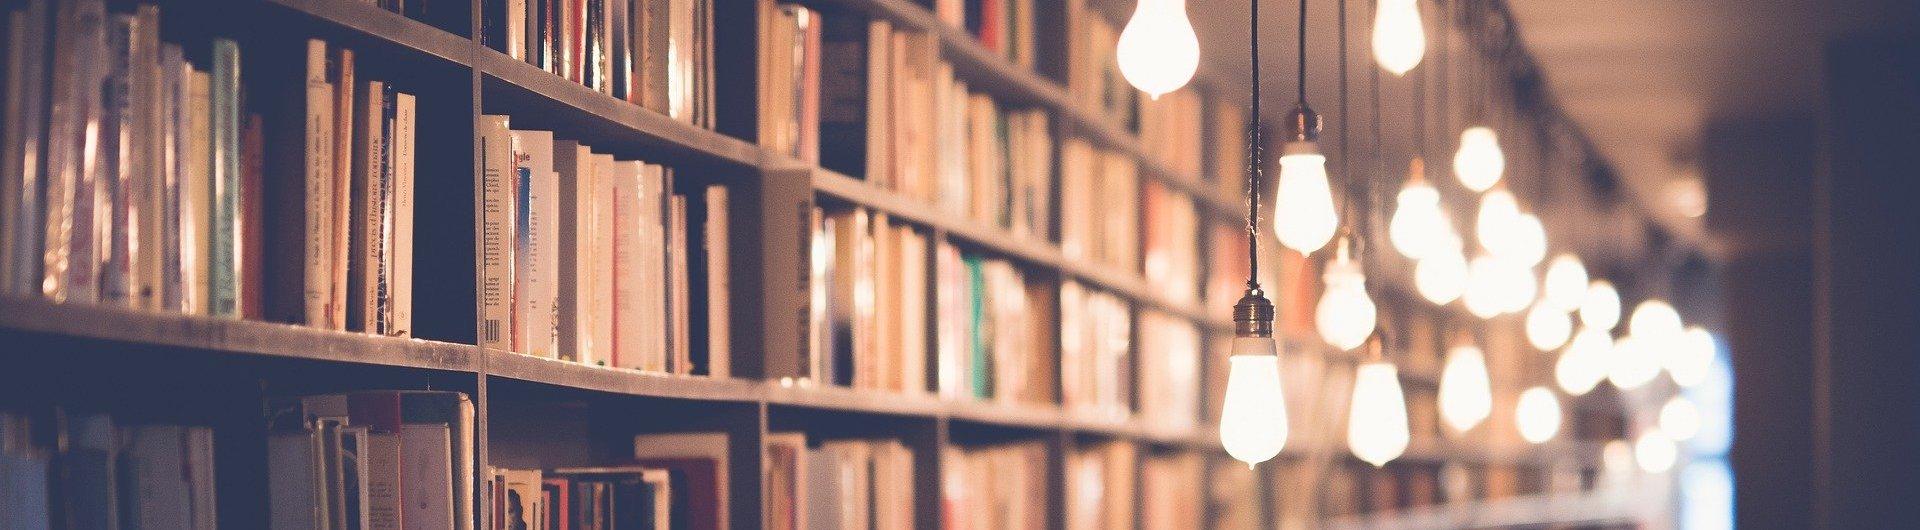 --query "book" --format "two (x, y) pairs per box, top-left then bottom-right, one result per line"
(349, 81), (388, 334)
(388, 91), (416, 337)
(181, 69), (212, 315)
(330, 47), (355, 330)
(511, 129), (558, 358)
(698, 185), (730, 378)
(477, 114), (514, 351)
(631, 432), (730, 530)
(208, 38), (241, 316)
(1, 0), (52, 296)
(40, 0), (109, 304)
(554, 140), (591, 363)
(264, 38), (336, 327)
